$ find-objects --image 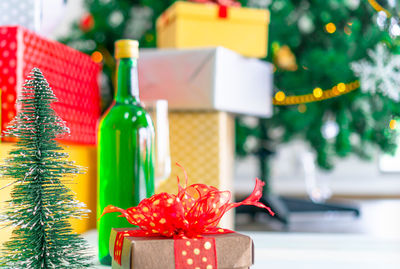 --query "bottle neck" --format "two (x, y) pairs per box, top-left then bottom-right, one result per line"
(115, 57), (140, 104)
